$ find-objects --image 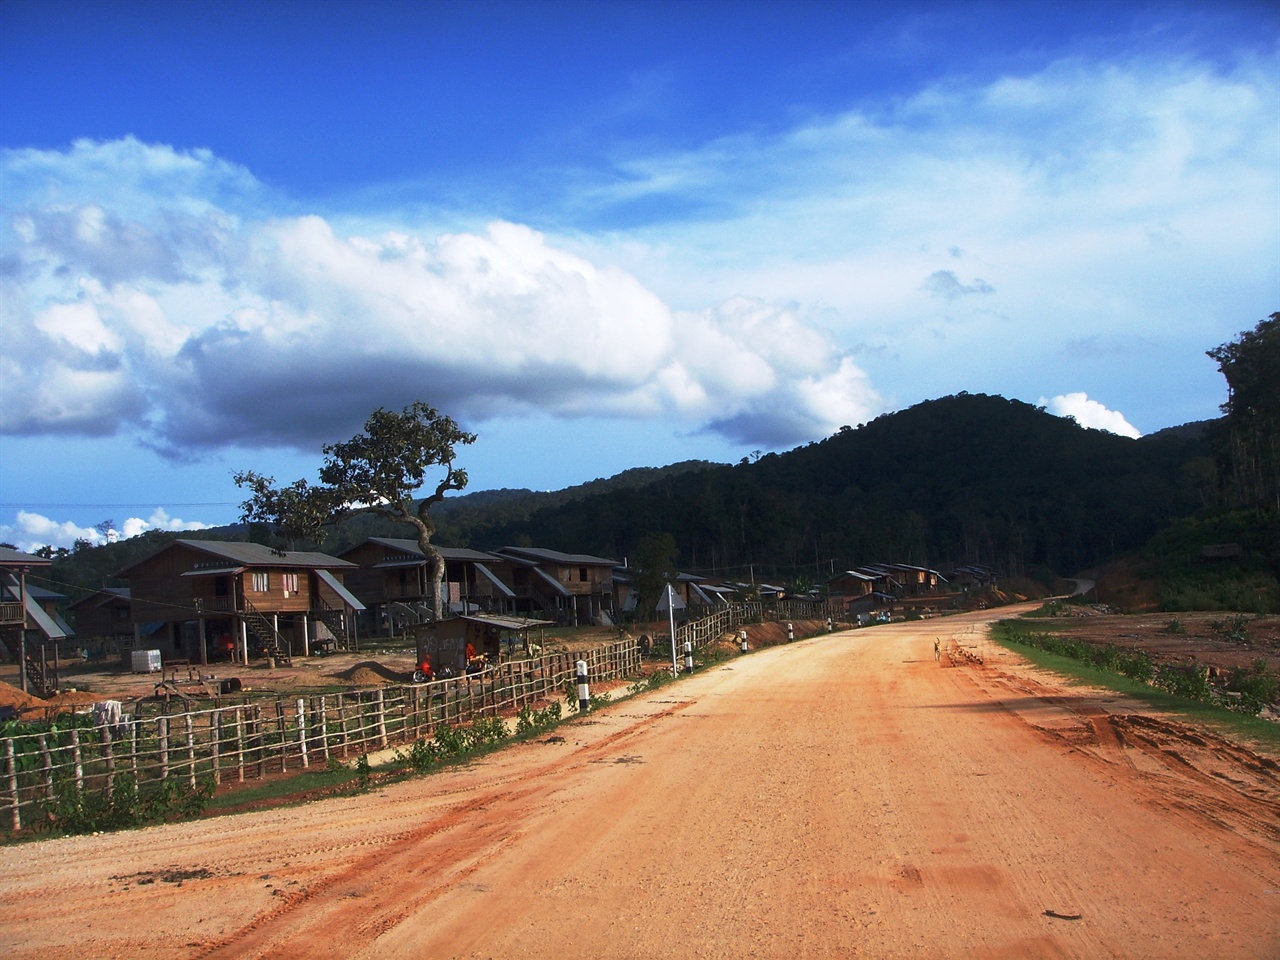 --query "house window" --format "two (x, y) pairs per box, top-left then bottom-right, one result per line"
(282, 573), (299, 597)
(251, 572), (269, 593)
(579, 567), (588, 582)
